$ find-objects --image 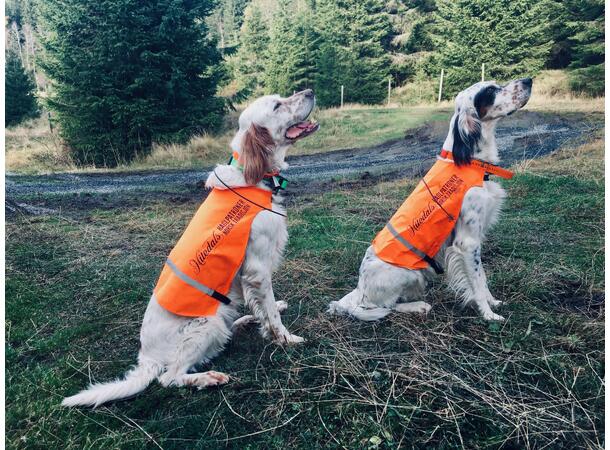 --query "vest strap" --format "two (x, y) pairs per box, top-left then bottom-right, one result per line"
(386, 223), (444, 274)
(439, 149), (514, 180)
(165, 258), (231, 305)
